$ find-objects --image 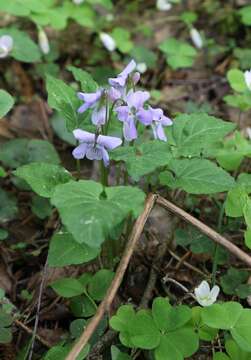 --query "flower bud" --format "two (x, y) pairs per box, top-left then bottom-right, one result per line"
(73, 0), (85, 4)
(136, 63), (147, 74)
(244, 70), (251, 91)
(132, 71), (141, 85)
(190, 28), (203, 49)
(0, 35), (13, 58)
(99, 32), (116, 52)
(156, 0), (172, 11)
(38, 29), (50, 55)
